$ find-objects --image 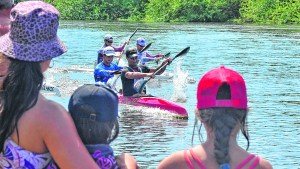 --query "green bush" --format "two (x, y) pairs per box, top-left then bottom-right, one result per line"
(239, 0), (300, 24)
(12, 0), (300, 24)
